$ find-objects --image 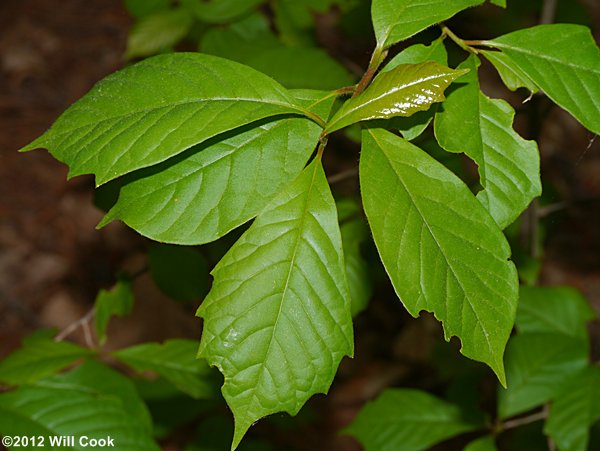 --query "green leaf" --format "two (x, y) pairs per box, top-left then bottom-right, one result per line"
(0, 361), (157, 450)
(371, 0), (484, 48)
(345, 389), (478, 451)
(340, 218), (372, 317)
(149, 244), (210, 301)
(181, 0), (263, 23)
(113, 340), (217, 399)
(126, 9), (194, 59)
(99, 90), (332, 245)
(464, 436), (498, 451)
(21, 53), (318, 185)
(95, 278), (135, 345)
(125, 0), (170, 18)
(489, 0), (506, 7)
(360, 129), (518, 384)
(498, 333), (589, 419)
(325, 62), (467, 133)
(434, 55), (541, 229)
(544, 367), (600, 451)
(517, 286), (596, 340)
(197, 159), (353, 449)
(0, 336), (93, 386)
(480, 50), (538, 94)
(484, 24), (600, 134)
